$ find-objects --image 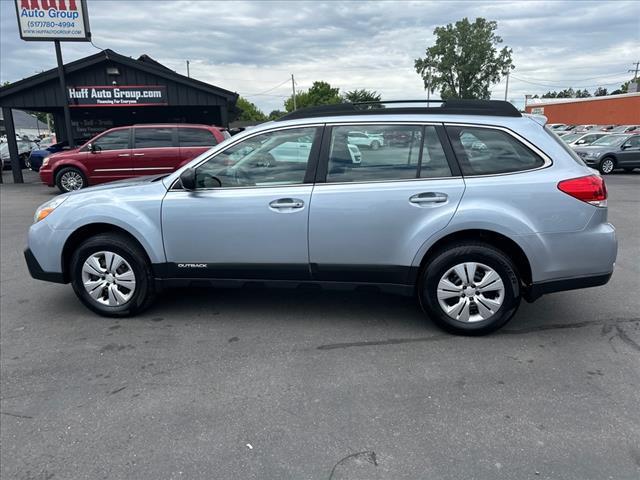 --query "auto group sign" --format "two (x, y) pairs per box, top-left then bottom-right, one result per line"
(15, 0), (91, 41)
(68, 86), (168, 107)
